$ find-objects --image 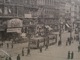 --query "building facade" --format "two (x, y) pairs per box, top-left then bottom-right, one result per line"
(0, 0), (38, 40)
